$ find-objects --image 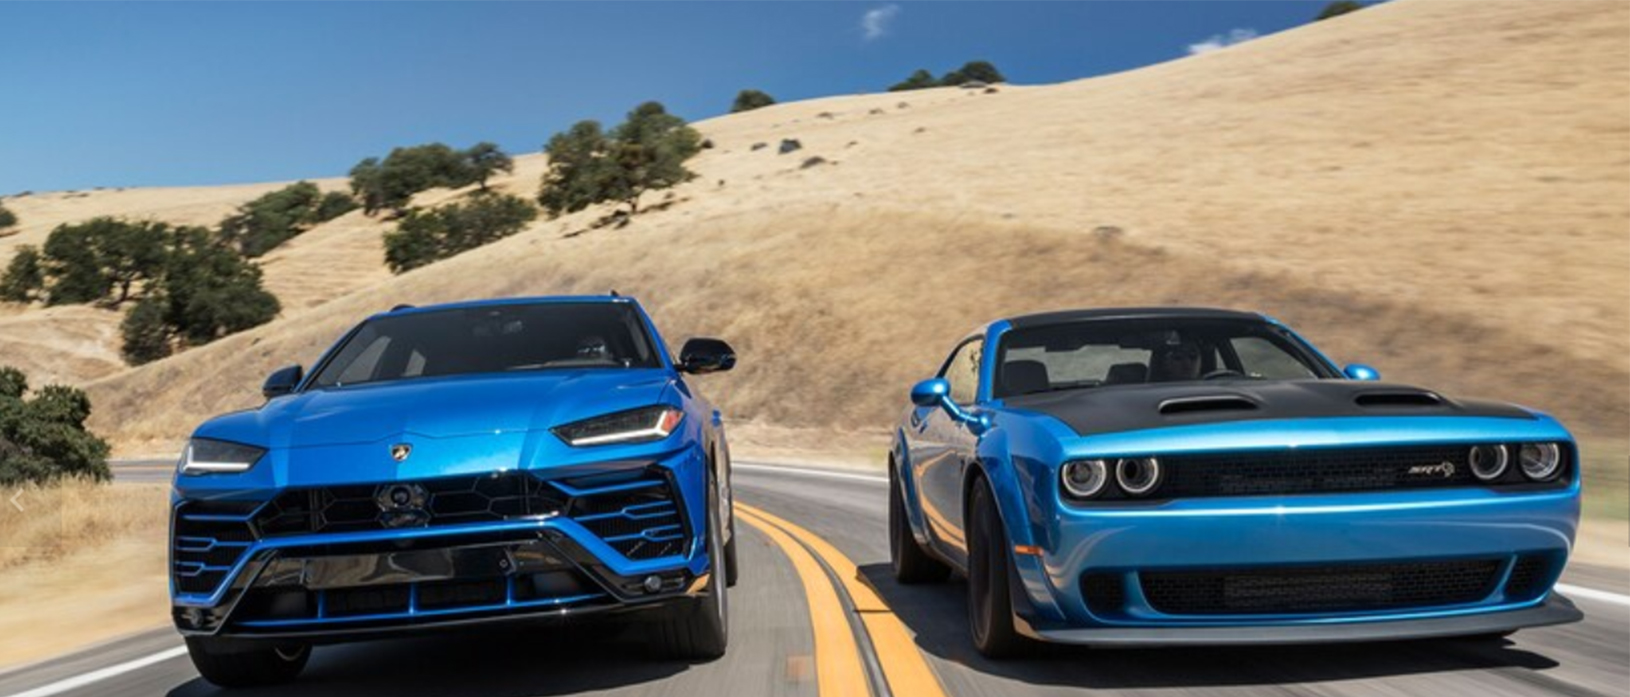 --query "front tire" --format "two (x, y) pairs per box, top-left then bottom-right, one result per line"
(967, 480), (1030, 659)
(184, 637), (309, 688)
(890, 463), (950, 584)
(651, 469), (729, 660)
